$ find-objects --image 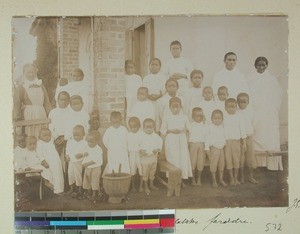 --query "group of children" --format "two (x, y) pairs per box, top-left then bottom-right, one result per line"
(14, 40), (259, 204)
